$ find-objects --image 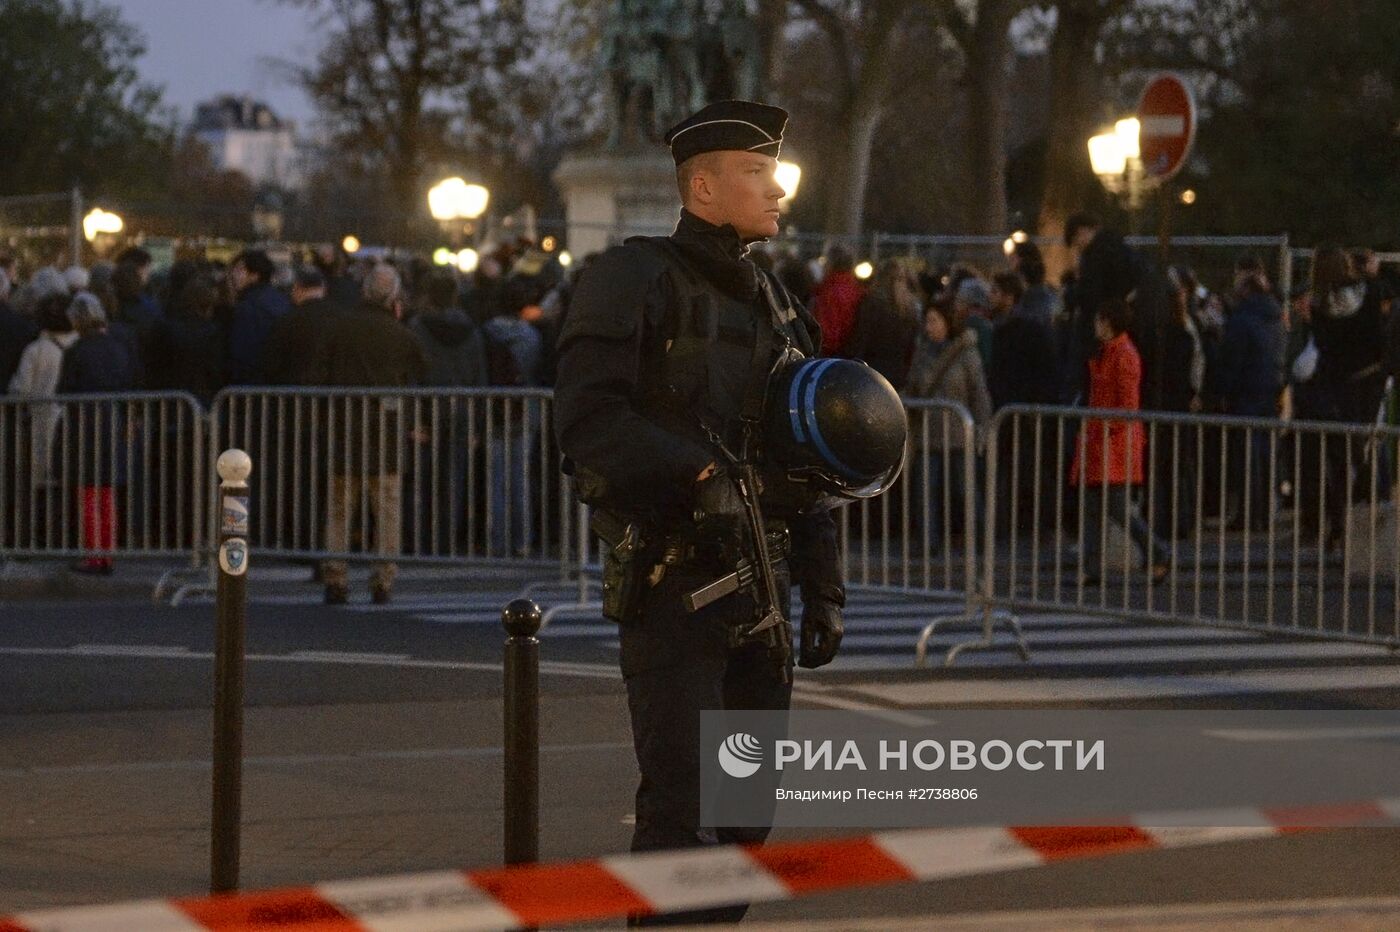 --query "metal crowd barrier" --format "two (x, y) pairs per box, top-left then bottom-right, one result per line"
(0, 387), (991, 624)
(957, 404), (1400, 661)
(0, 391), (206, 564)
(847, 399), (978, 597)
(208, 387), (574, 573)
(841, 400), (1005, 664)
